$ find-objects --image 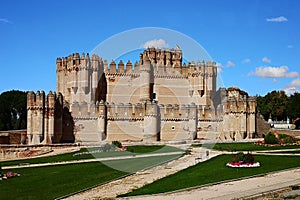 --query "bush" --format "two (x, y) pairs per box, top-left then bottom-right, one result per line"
(102, 143), (114, 152)
(112, 141), (122, 148)
(282, 136), (297, 144)
(264, 132), (279, 144)
(232, 152), (255, 163)
(243, 153), (254, 163)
